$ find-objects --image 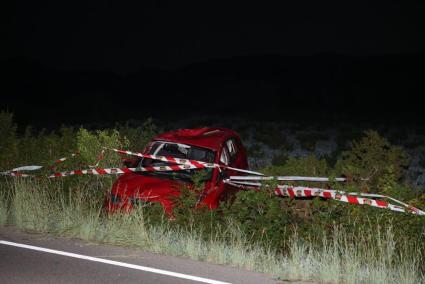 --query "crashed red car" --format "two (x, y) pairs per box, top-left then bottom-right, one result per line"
(105, 127), (248, 215)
